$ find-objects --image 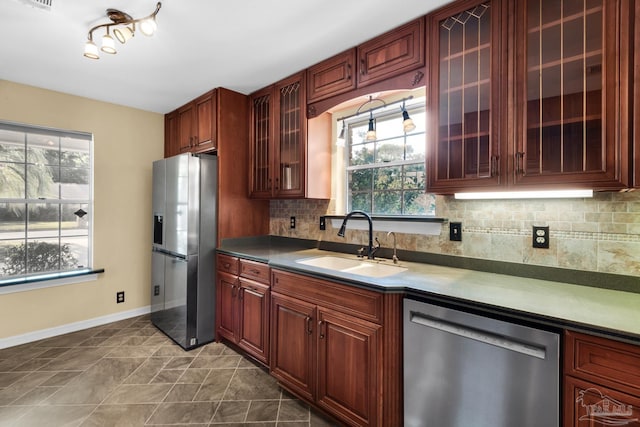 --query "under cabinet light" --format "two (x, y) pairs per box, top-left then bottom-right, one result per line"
(454, 189), (594, 200)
